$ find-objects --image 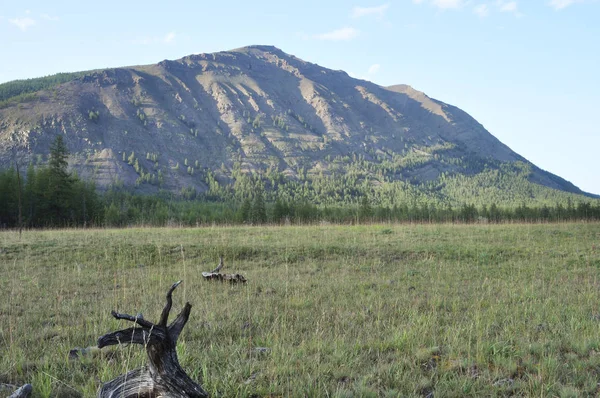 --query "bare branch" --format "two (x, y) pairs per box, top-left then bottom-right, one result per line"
(97, 327), (165, 349)
(159, 280), (182, 326)
(167, 302), (192, 343)
(209, 256), (224, 274)
(110, 310), (154, 328)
